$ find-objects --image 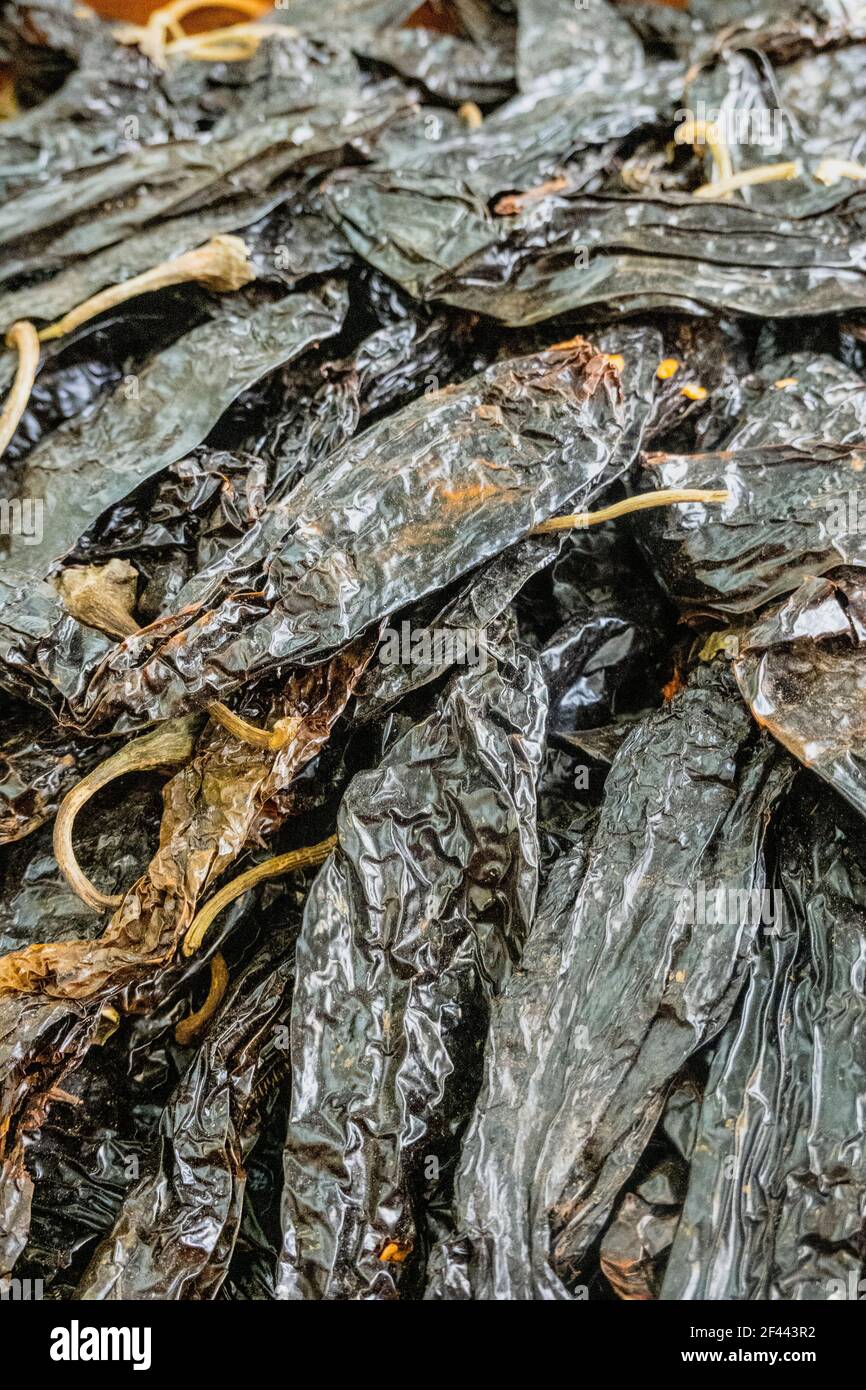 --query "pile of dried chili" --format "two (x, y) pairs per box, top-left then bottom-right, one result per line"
(0, 0), (864, 1311)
